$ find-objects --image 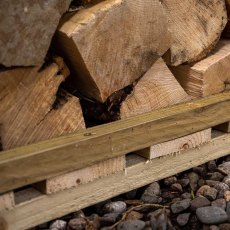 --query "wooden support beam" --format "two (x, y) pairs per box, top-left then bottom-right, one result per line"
(1, 132), (230, 230)
(0, 92), (230, 194)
